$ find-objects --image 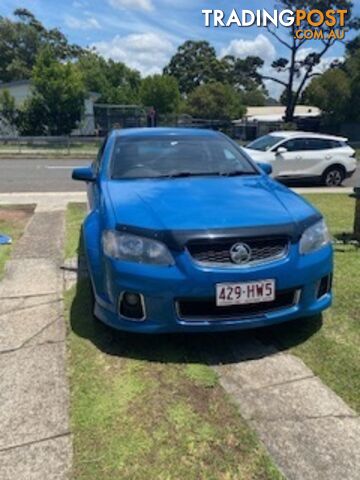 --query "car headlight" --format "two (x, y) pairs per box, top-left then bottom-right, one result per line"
(102, 230), (174, 266)
(299, 219), (331, 254)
